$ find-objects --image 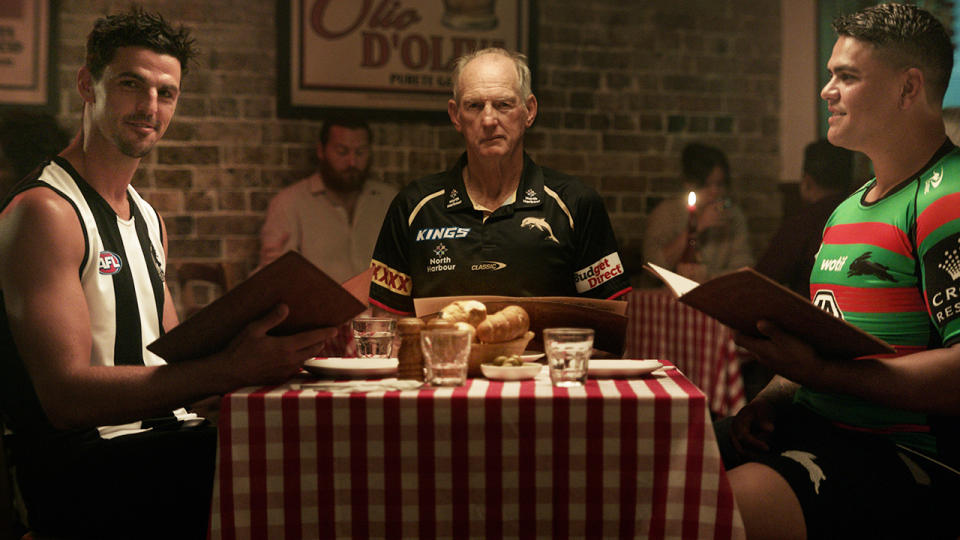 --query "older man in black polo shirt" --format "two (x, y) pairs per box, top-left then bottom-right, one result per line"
(369, 48), (630, 315)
